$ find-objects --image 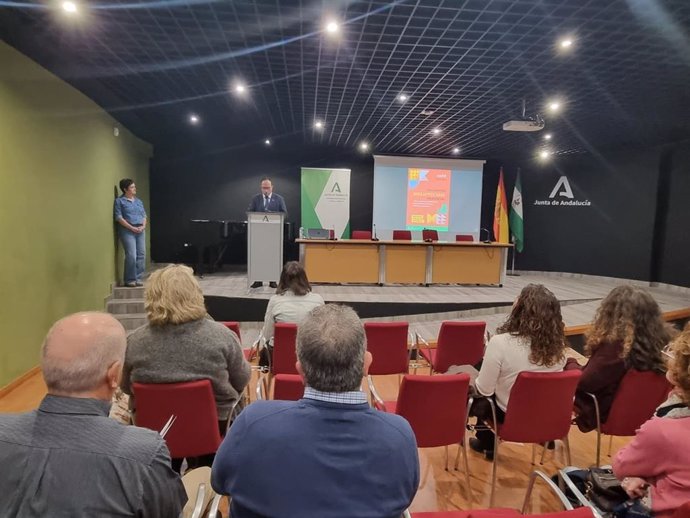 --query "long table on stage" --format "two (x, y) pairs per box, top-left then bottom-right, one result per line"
(297, 239), (512, 286)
